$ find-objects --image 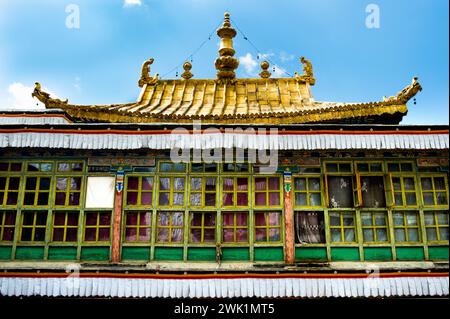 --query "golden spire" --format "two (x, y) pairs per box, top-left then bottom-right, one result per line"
(215, 12), (239, 81)
(259, 61), (272, 79)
